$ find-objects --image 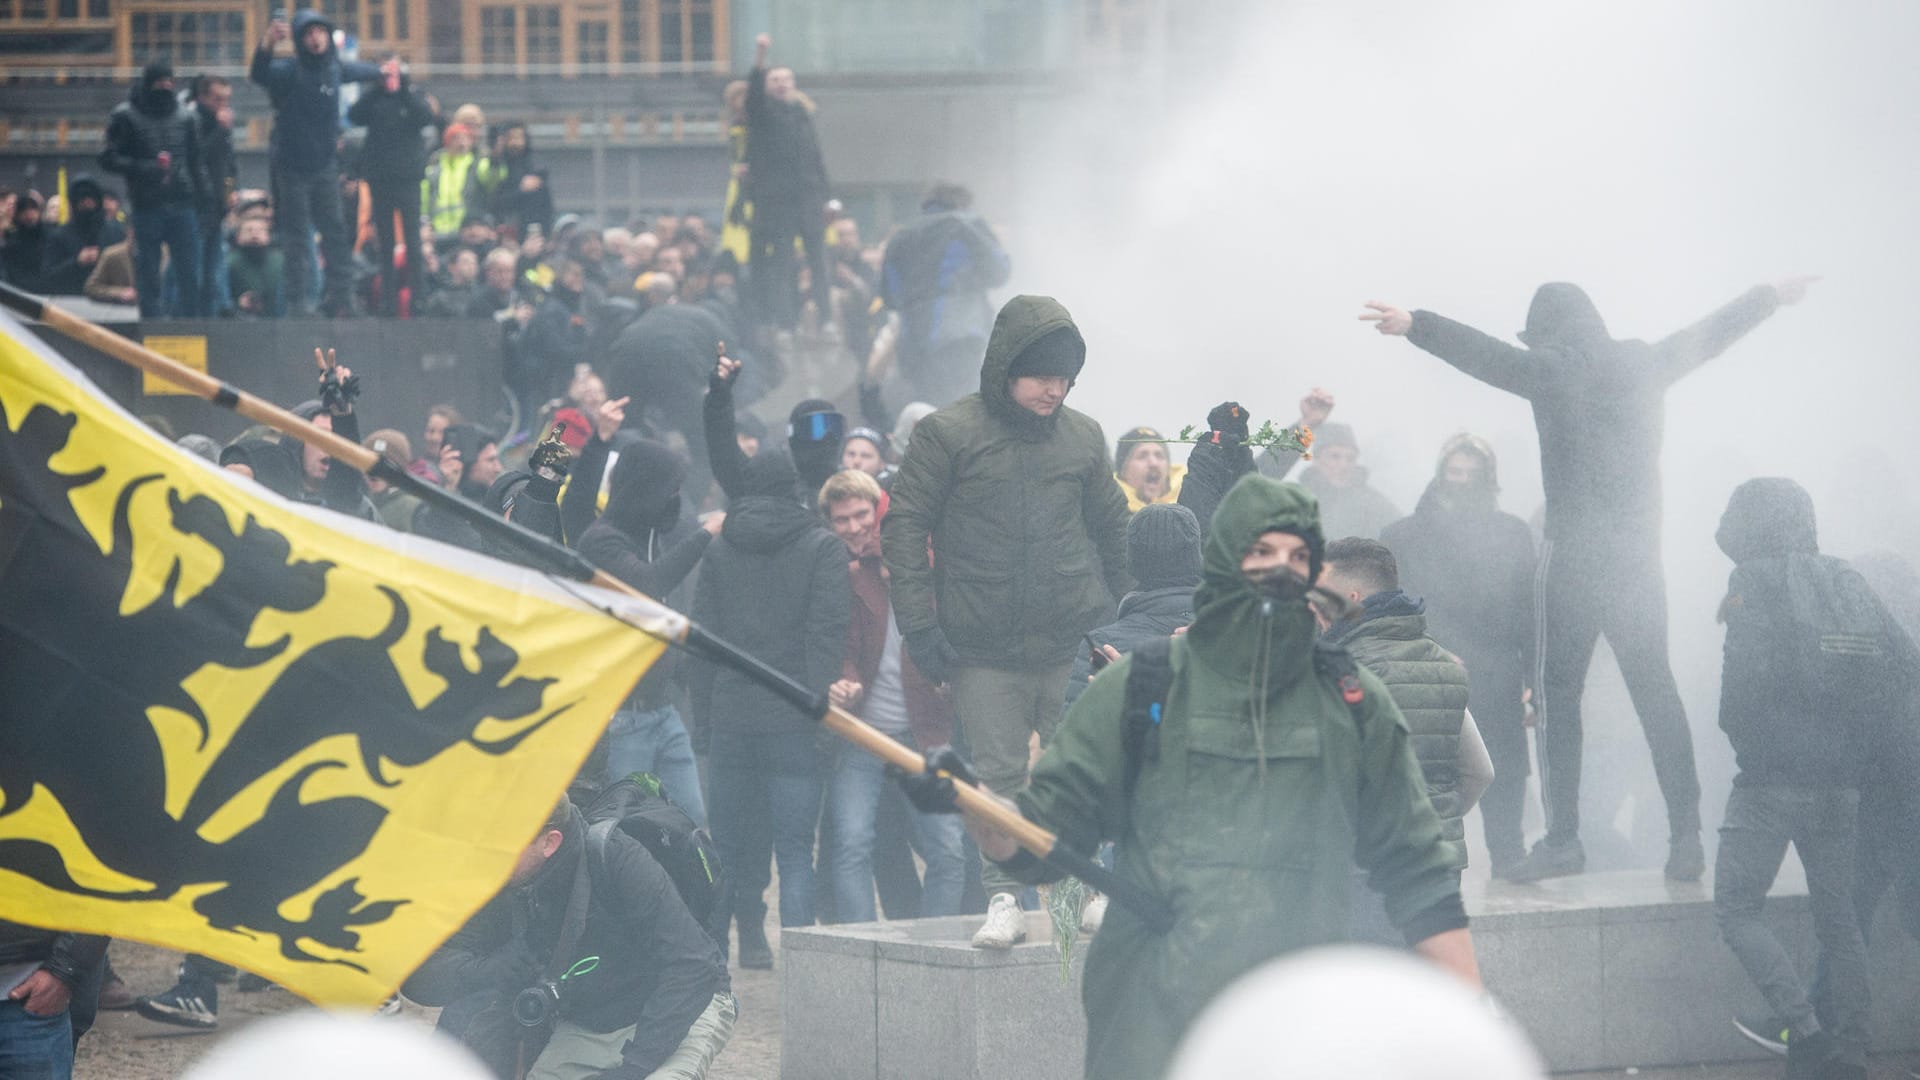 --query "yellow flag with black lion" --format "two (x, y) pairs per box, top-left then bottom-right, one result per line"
(0, 311), (675, 1006)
